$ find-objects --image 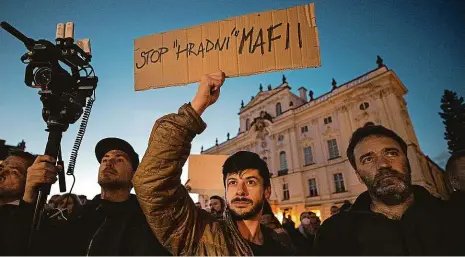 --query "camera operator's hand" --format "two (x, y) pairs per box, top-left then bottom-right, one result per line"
(191, 71), (226, 116)
(23, 155), (59, 203)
